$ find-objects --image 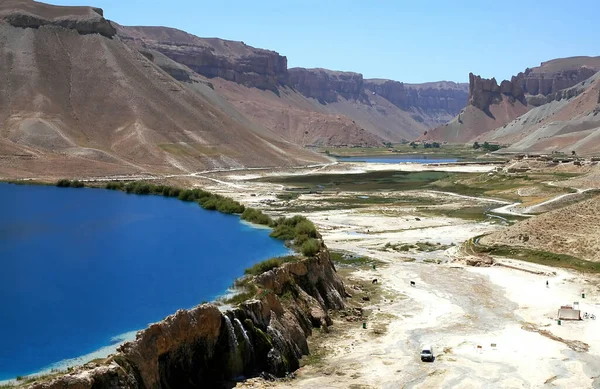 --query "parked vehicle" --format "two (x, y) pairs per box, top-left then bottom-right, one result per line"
(420, 345), (434, 362)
